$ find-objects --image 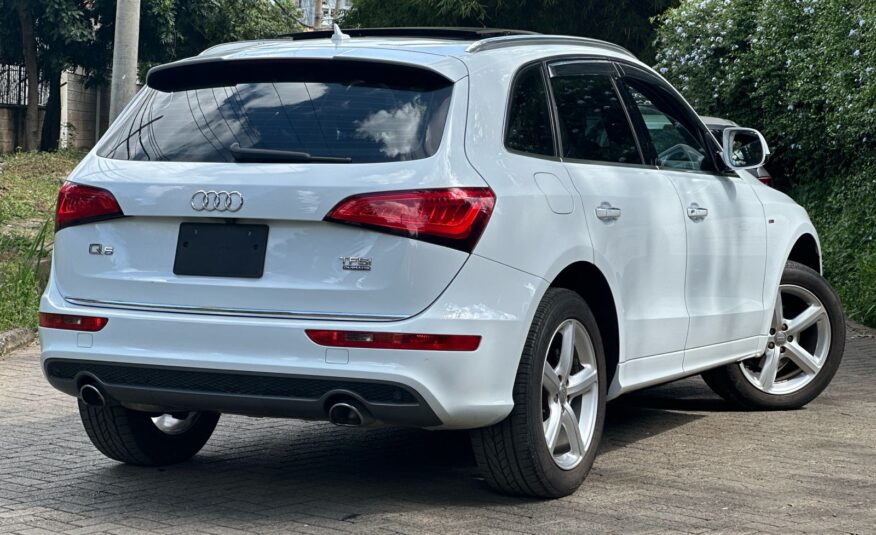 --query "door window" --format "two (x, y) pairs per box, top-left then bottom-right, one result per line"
(505, 65), (555, 157)
(623, 79), (716, 172)
(549, 74), (641, 164)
